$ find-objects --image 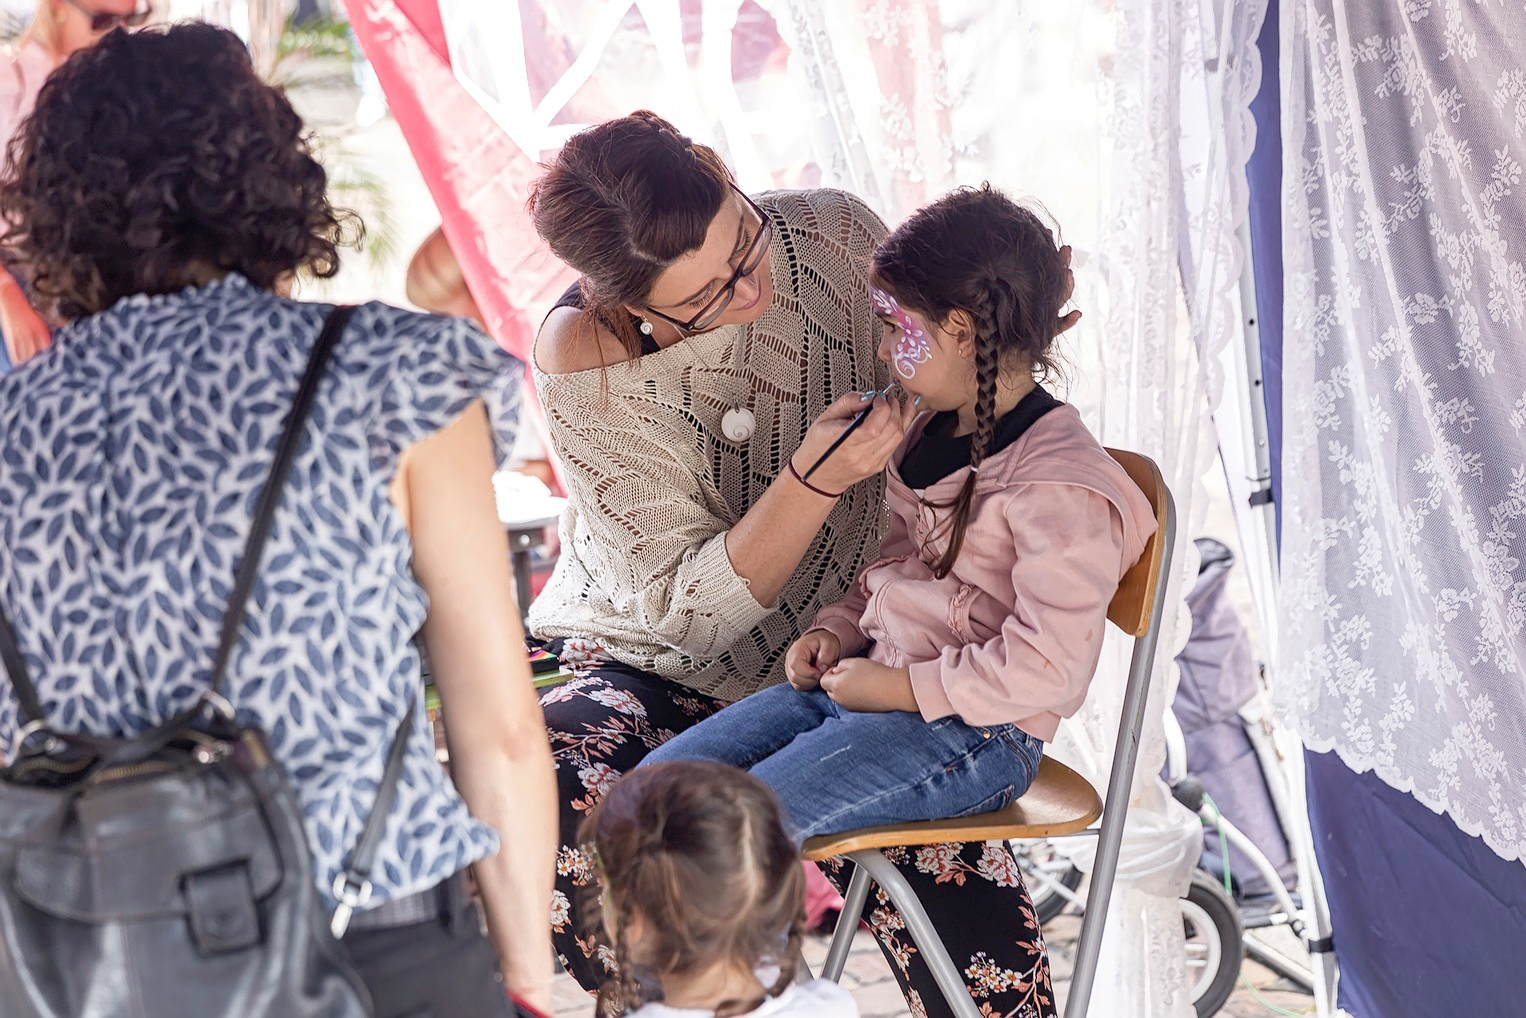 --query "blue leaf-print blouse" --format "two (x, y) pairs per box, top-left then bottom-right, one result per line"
(0, 275), (521, 909)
